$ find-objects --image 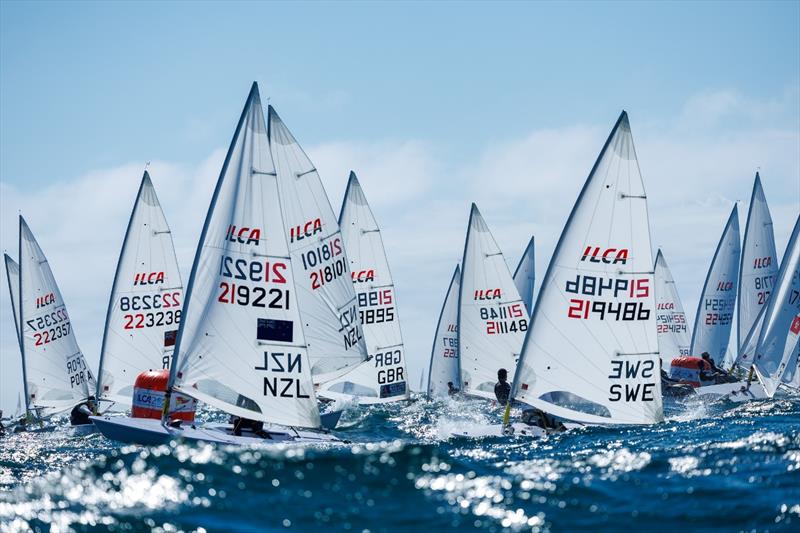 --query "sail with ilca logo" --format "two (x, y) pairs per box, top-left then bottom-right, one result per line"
(458, 204), (527, 400)
(317, 172), (408, 404)
(511, 112), (663, 425)
(95, 171), (184, 408)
